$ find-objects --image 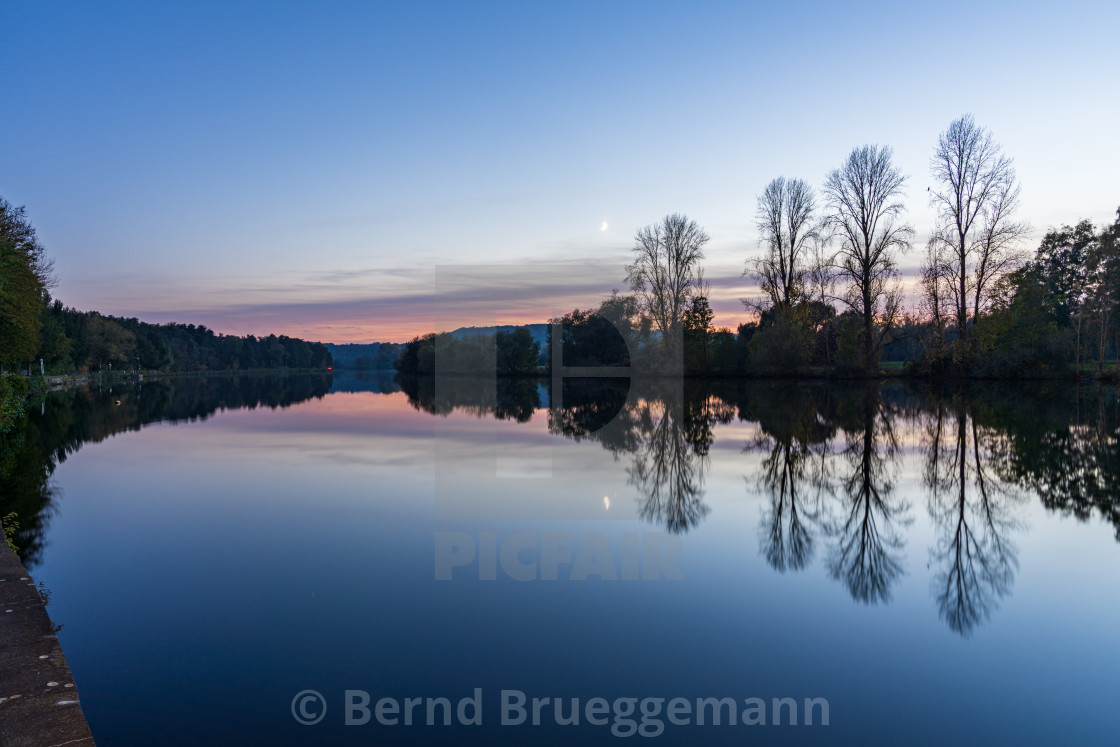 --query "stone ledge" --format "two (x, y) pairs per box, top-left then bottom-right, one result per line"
(0, 542), (95, 746)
